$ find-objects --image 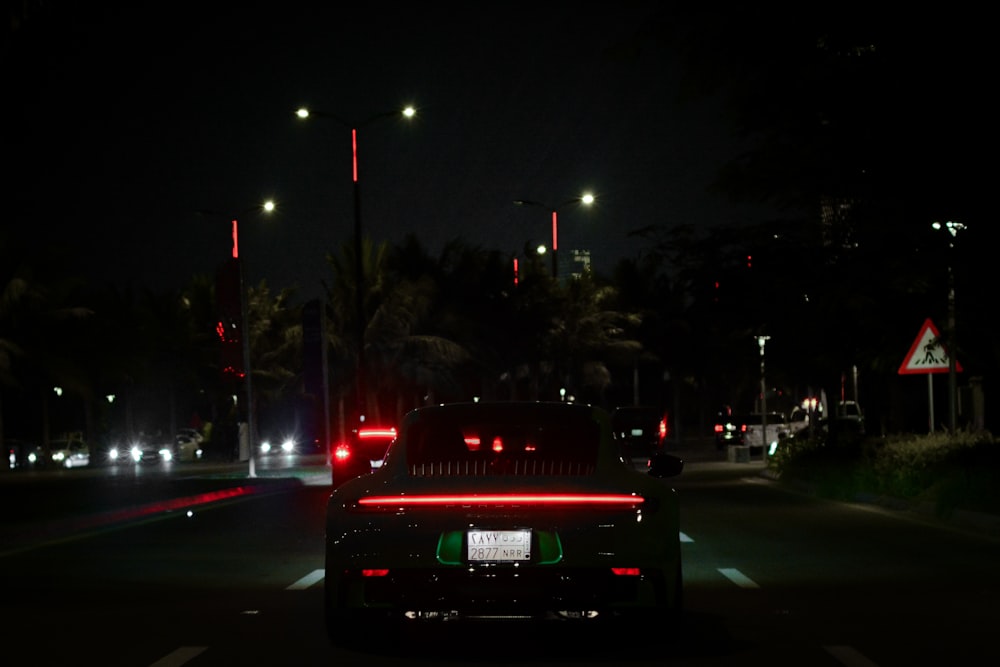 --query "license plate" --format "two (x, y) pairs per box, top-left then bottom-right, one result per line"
(467, 529), (531, 562)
